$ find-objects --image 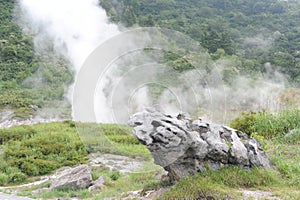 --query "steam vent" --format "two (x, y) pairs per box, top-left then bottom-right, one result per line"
(128, 109), (272, 182)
